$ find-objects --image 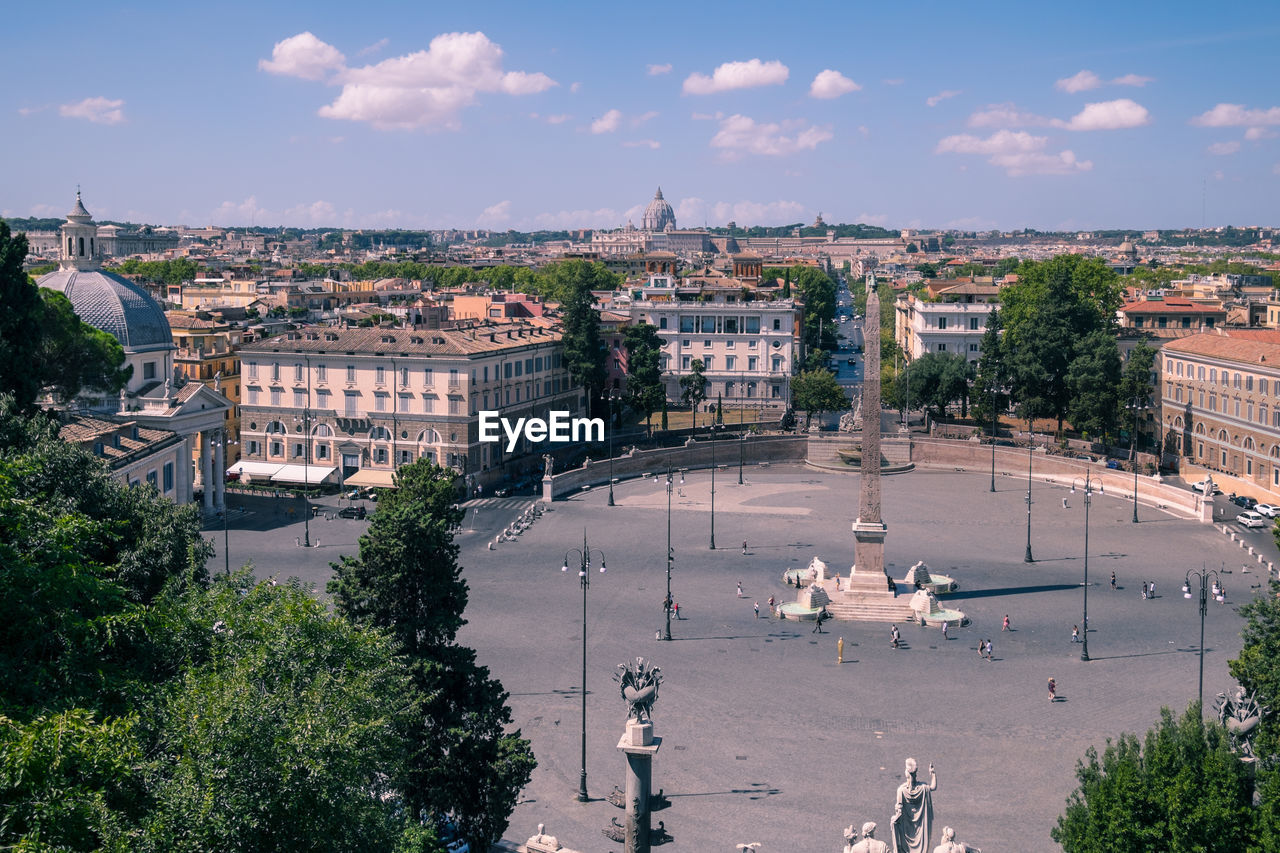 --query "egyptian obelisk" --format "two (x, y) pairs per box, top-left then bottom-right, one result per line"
(850, 273), (890, 585)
